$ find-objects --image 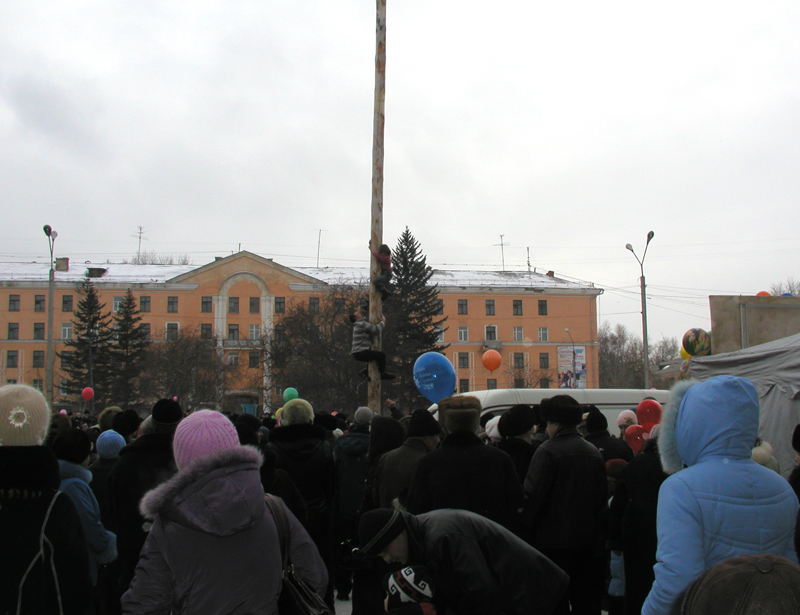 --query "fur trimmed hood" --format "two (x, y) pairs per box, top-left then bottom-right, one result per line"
(139, 445), (266, 537)
(660, 376), (760, 474)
